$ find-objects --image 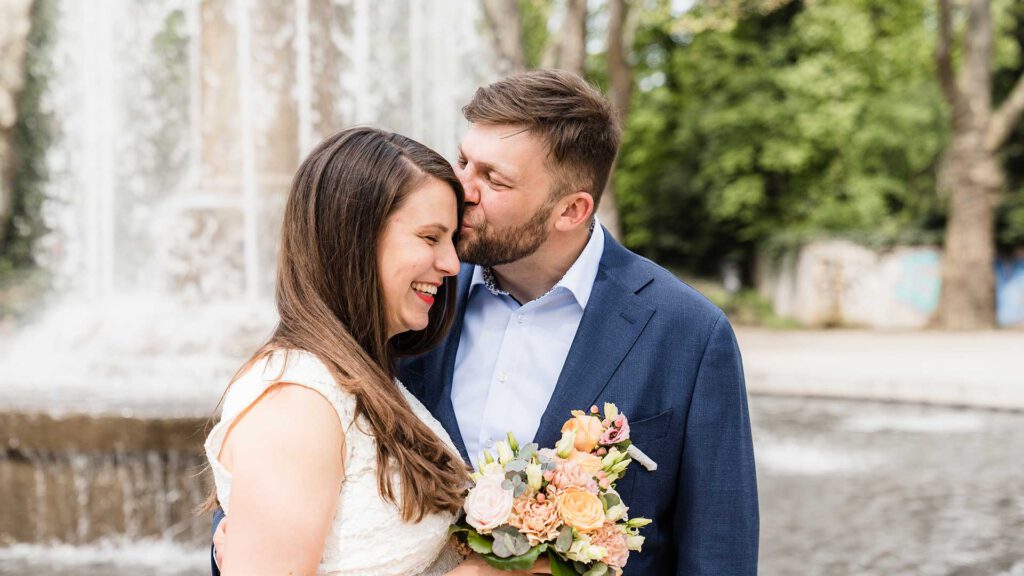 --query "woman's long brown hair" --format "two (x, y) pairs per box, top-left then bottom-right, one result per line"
(202, 127), (468, 522)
